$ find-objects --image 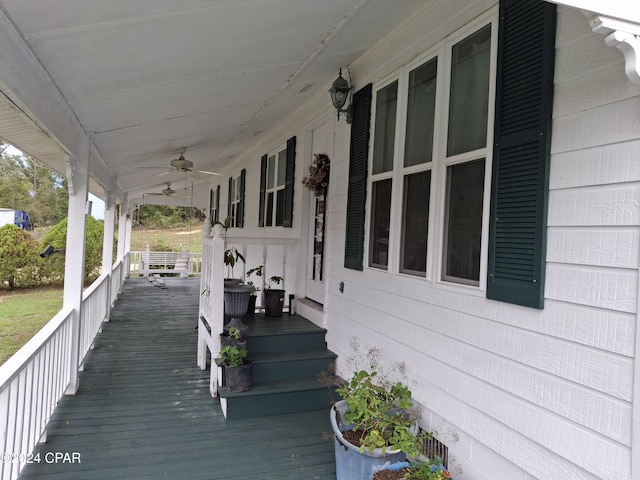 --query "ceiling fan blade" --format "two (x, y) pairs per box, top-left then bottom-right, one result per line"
(197, 170), (224, 176)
